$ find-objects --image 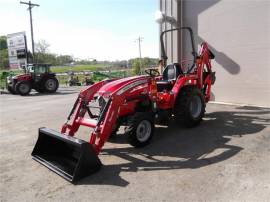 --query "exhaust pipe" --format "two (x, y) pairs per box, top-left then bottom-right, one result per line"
(32, 128), (102, 182)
